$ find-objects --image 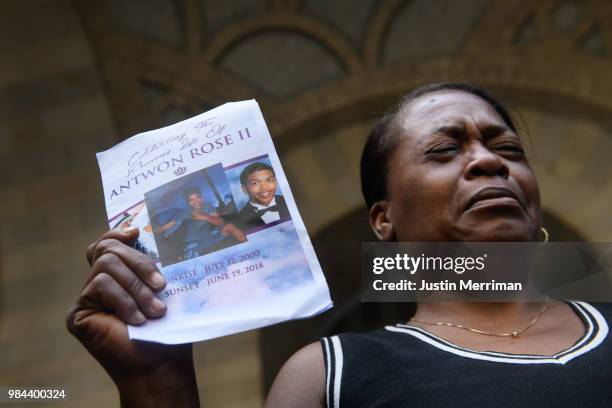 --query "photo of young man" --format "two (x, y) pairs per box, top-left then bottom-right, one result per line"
(236, 162), (291, 232)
